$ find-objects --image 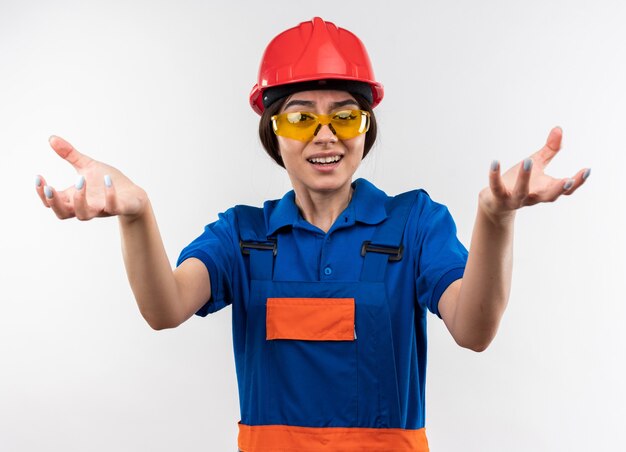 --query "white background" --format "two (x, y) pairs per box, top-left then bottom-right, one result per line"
(1, 1), (624, 451)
